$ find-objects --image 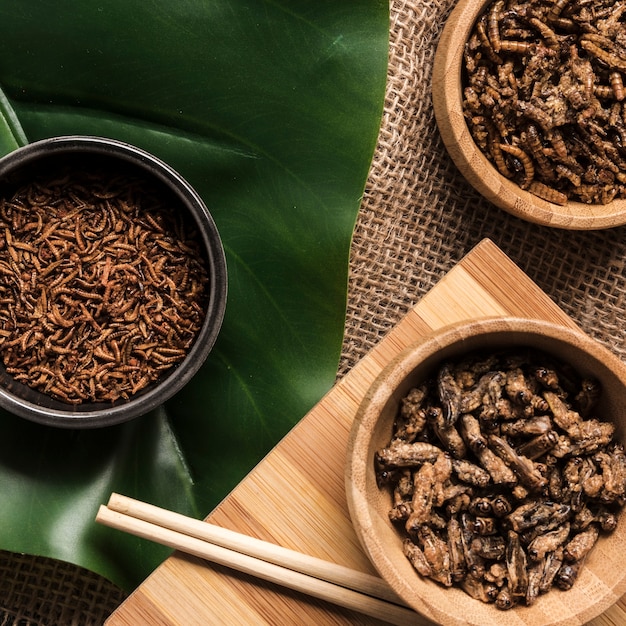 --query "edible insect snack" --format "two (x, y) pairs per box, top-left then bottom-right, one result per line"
(462, 0), (626, 205)
(0, 165), (209, 404)
(375, 349), (626, 609)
